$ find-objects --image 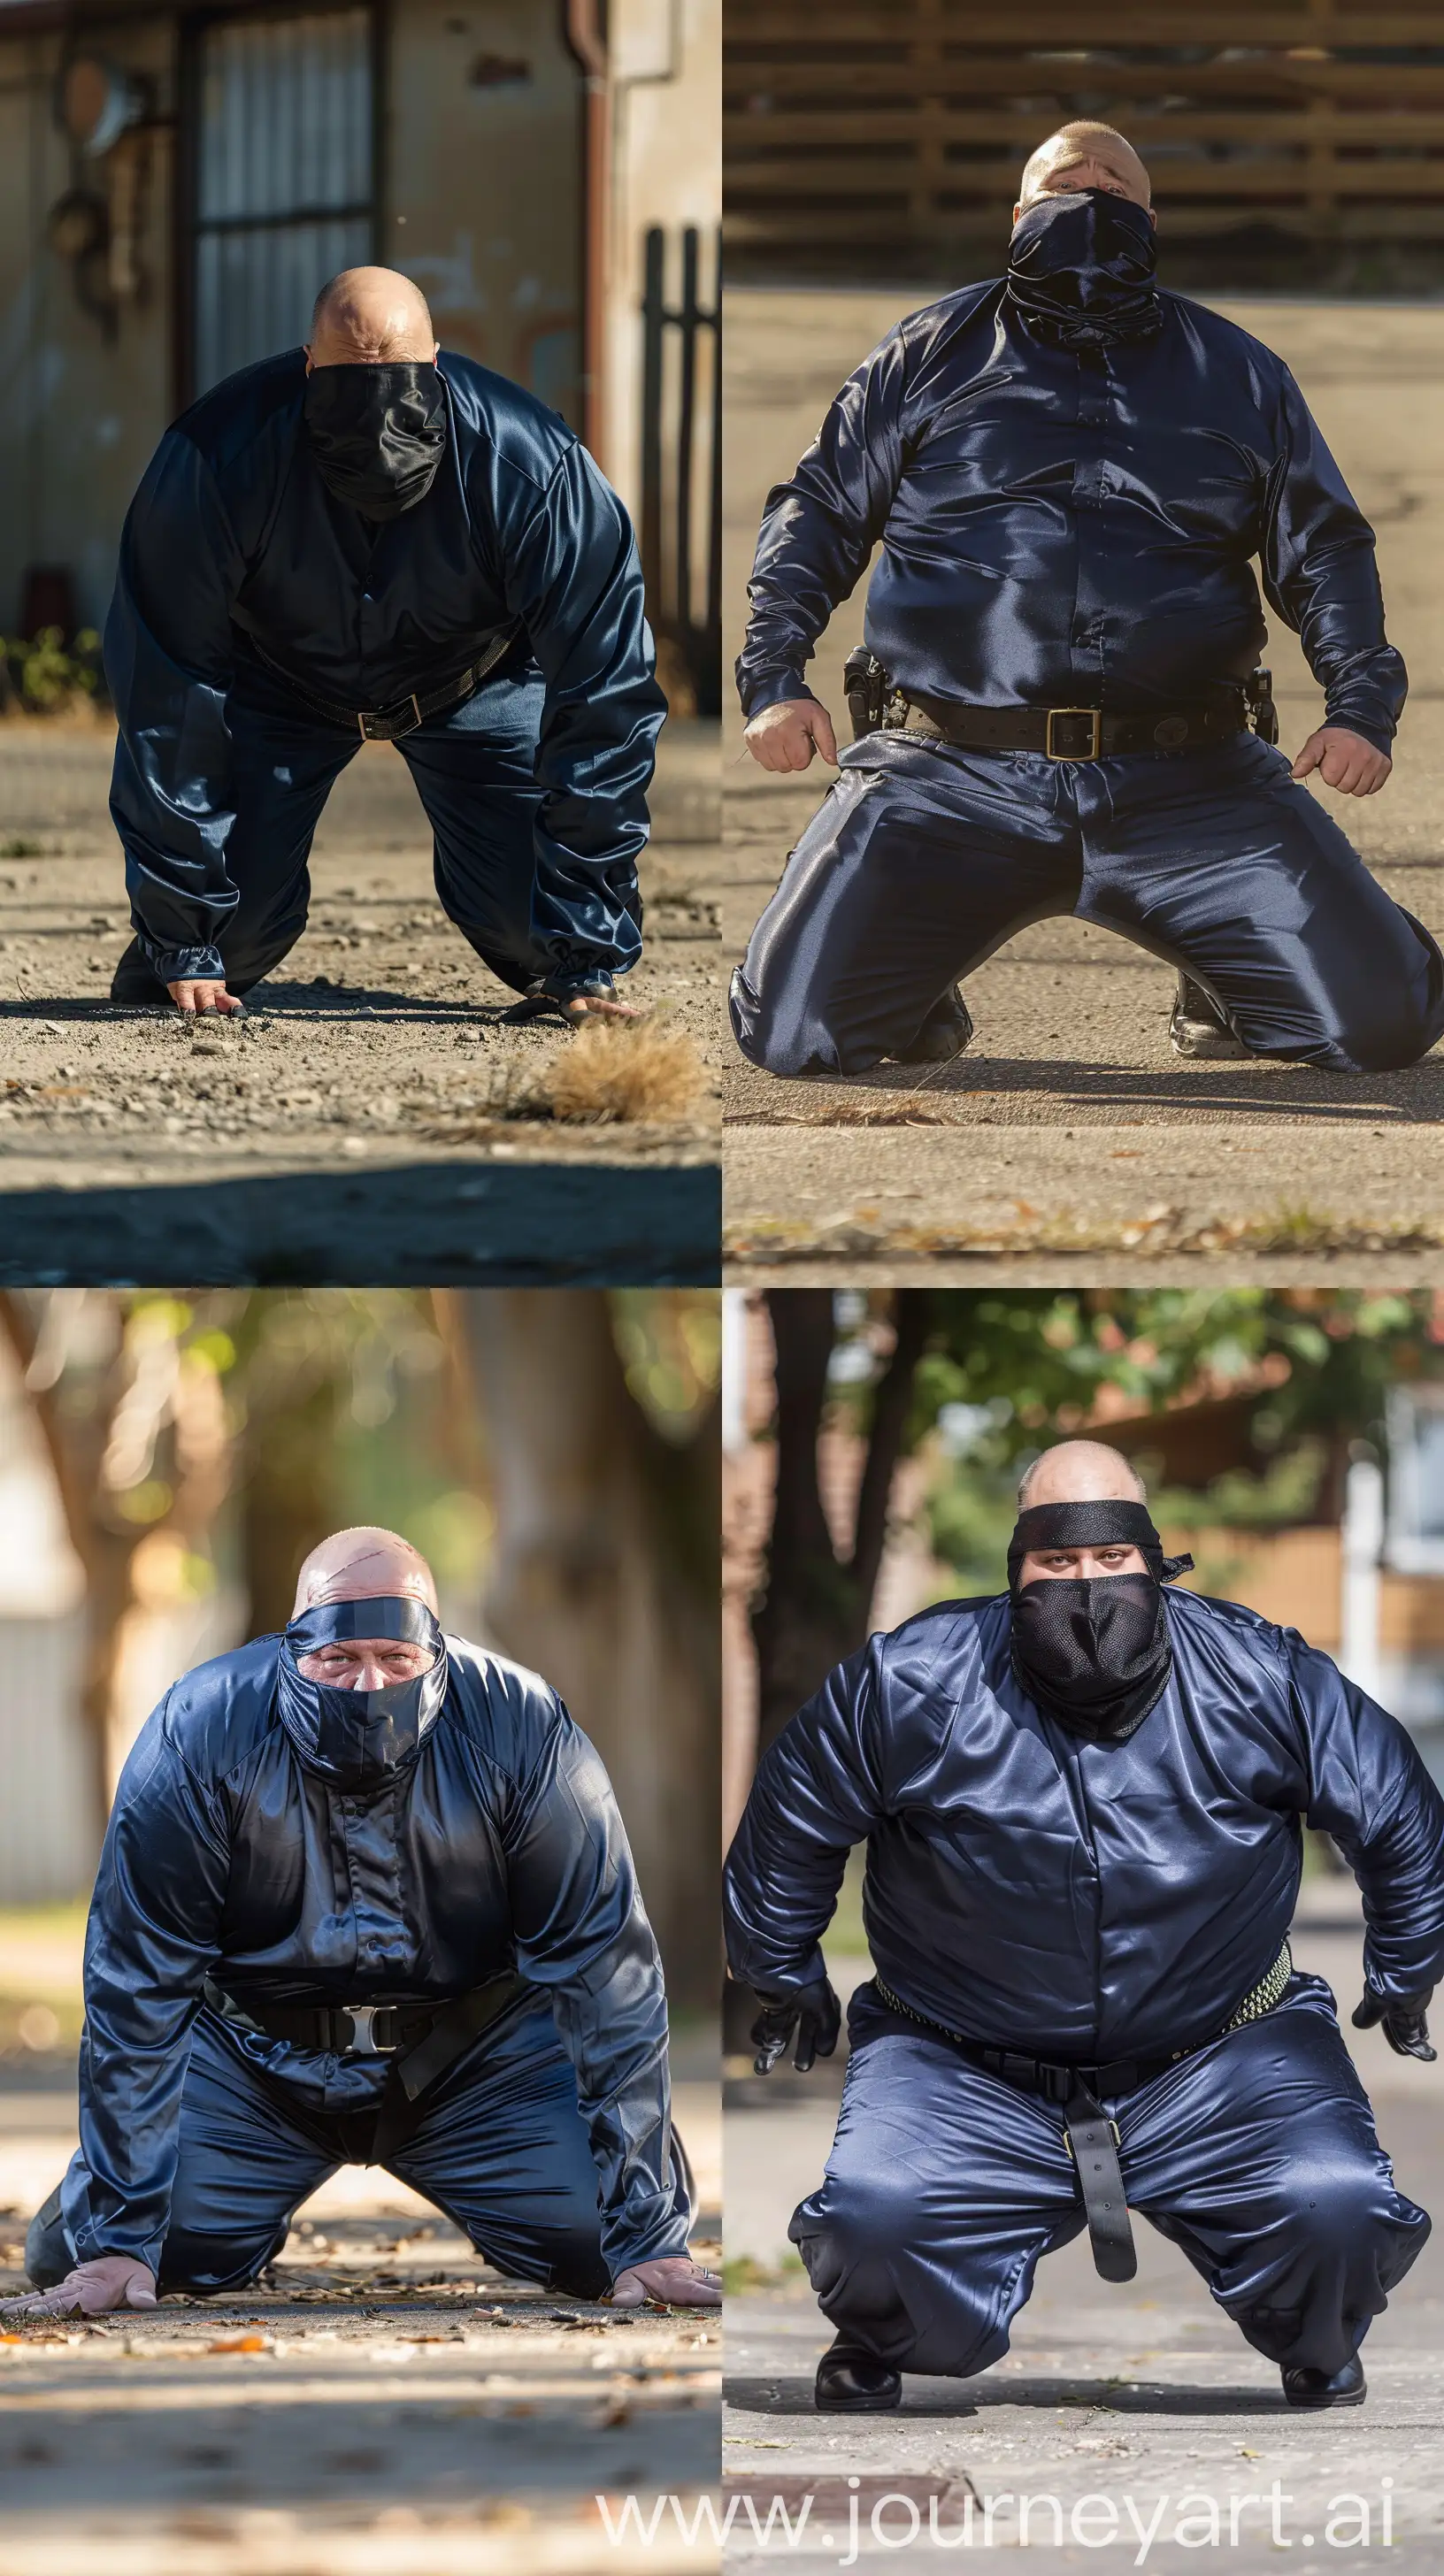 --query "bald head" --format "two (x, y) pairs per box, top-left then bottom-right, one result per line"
(1015, 123), (1153, 226)
(292, 1526), (439, 1617)
(307, 268), (437, 370)
(1014, 1442), (1150, 1586)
